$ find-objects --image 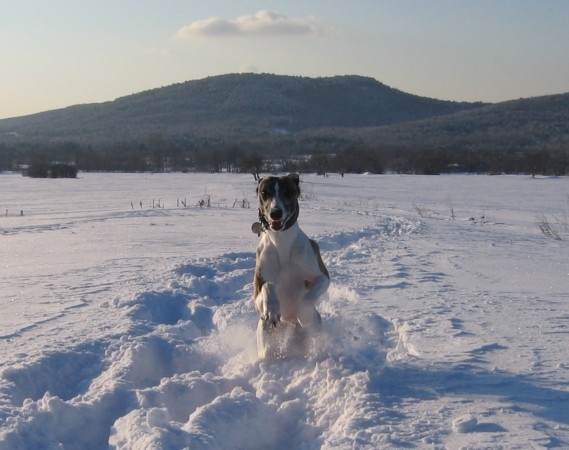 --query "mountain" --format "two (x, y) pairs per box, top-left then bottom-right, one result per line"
(296, 91), (569, 154)
(0, 73), (483, 145)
